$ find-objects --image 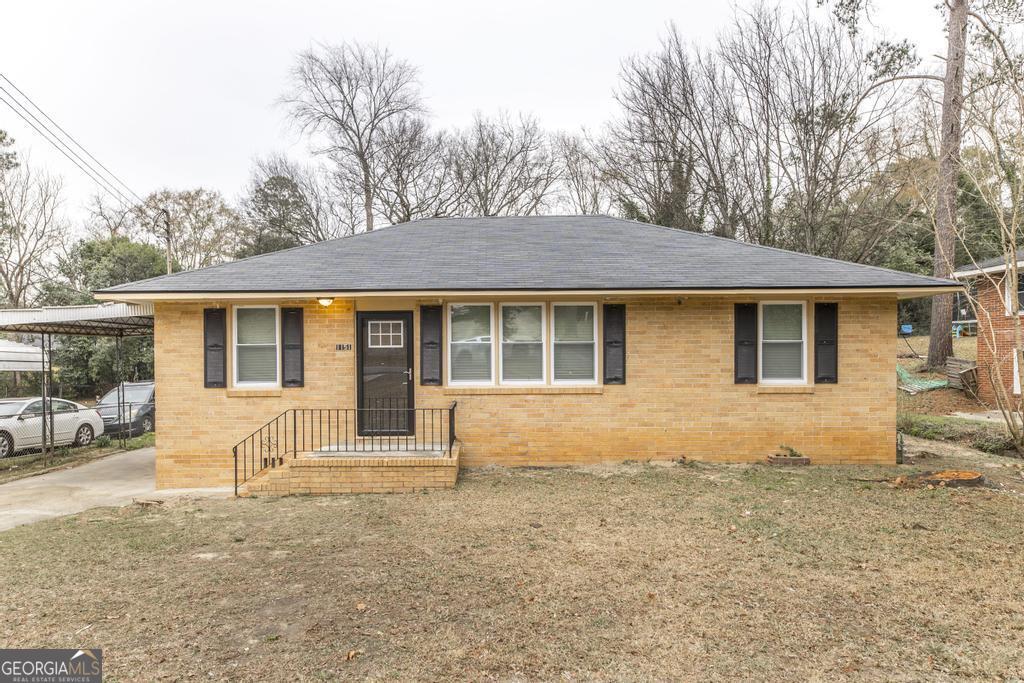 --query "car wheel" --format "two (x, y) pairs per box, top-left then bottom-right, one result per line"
(74, 424), (94, 447)
(0, 432), (13, 458)
(141, 416), (154, 433)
